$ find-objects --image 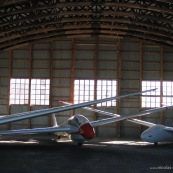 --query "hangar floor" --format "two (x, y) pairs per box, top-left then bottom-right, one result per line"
(0, 136), (172, 173)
